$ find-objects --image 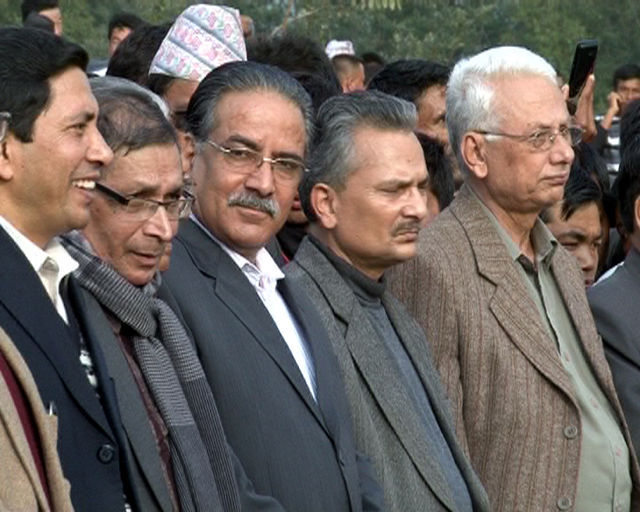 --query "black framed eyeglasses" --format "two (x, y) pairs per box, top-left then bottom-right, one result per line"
(95, 182), (193, 221)
(475, 125), (584, 151)
(205, 139), (307, 183)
